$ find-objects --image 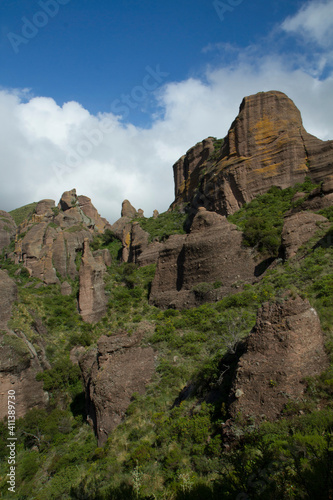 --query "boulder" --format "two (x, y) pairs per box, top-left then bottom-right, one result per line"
(79, 326), (156, 445)
(227, 296), (328, 423)
(78, 195), (110, 233)
(282, 211), (330, 259)
(58, 188), (77, 211)
(121, 200), (137, 218)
